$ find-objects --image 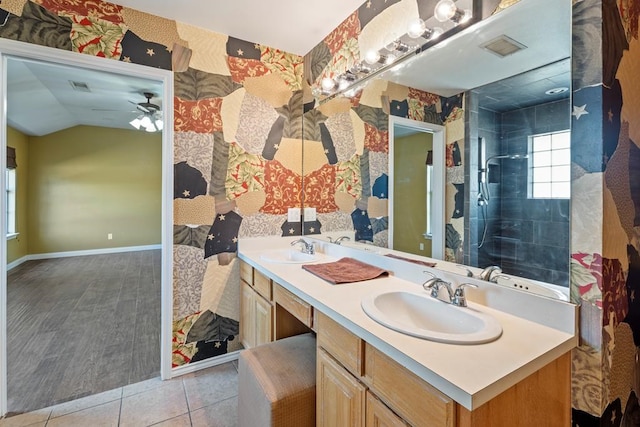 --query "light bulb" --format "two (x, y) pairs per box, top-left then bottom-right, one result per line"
(321, 77), (336, 92)
(140, 115), (152, 129)
(364, 49), (381, 65)
(407, 18), (426, 38)
(129, 117), (142, 130)
(145, 122), (157, 132)
(434, 0), (456, 22)
(384, 53), (396, 65)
